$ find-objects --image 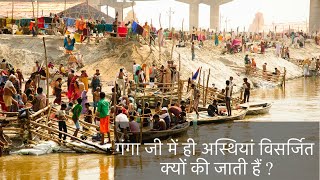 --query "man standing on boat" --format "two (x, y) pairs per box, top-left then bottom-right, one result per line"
(225, 80), (232, 116)
(243, 78), (251, 103)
